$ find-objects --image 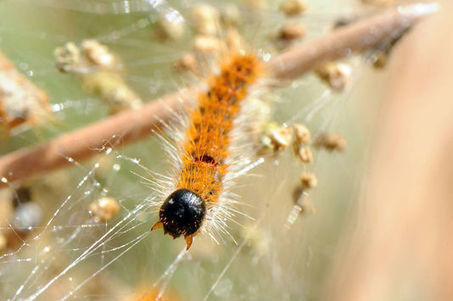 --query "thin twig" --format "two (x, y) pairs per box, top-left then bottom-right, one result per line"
(0, 3), (438, 187)
(269, 3), (439, 79)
